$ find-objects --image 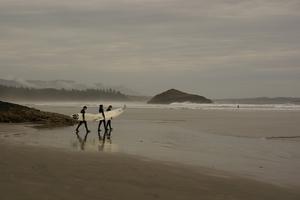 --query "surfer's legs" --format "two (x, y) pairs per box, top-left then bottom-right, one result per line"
(98, 120), (106, 131)
(75, 121), (83, 132)
(106, 120), (112, 130)
(103, 120), (106, 129)
(98, 121), (101, 131)
(83, 121), (90, 133)
(107, 129), (112, 140)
